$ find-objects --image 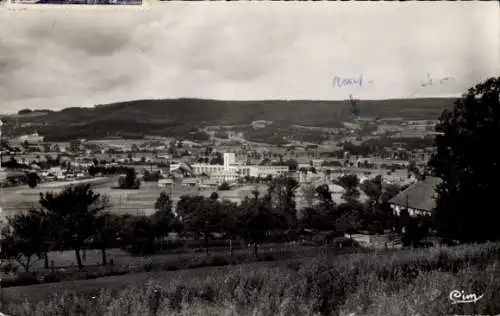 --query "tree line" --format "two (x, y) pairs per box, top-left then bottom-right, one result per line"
(0, 174), (404, 272)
